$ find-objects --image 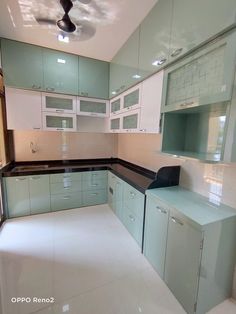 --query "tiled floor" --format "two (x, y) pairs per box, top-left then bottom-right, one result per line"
(0, 205), (235, 314)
